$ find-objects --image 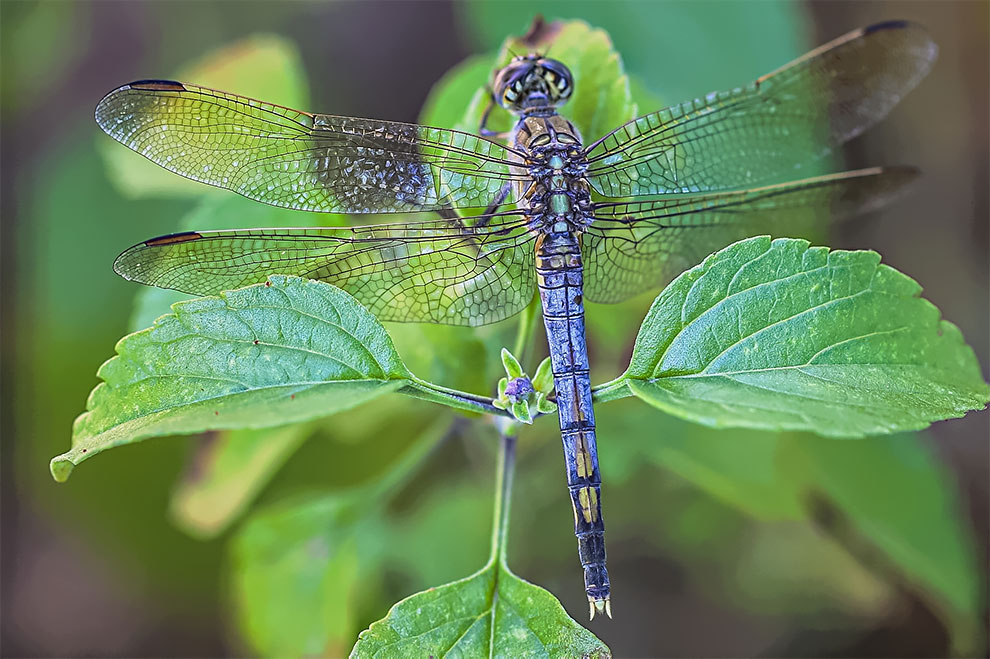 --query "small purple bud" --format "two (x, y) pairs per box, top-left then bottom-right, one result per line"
(503, 376), (534, 403)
